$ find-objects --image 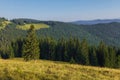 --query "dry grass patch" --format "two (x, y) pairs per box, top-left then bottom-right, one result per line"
(0, 59), (120, 80)
(16, 23), (49, 30)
